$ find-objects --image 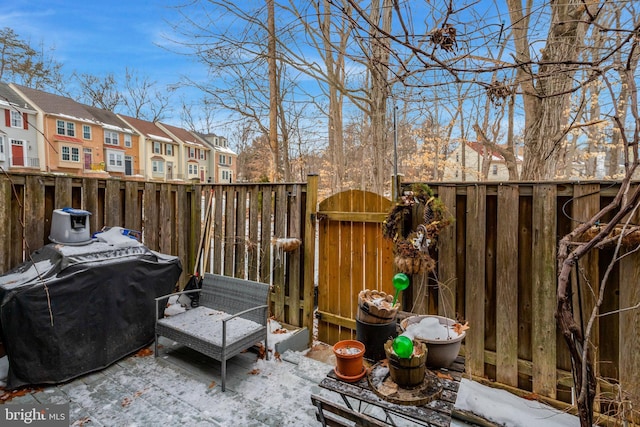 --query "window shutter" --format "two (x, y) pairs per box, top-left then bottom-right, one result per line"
(23, 113), (28, 130)
(4, 109), (9, 127)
